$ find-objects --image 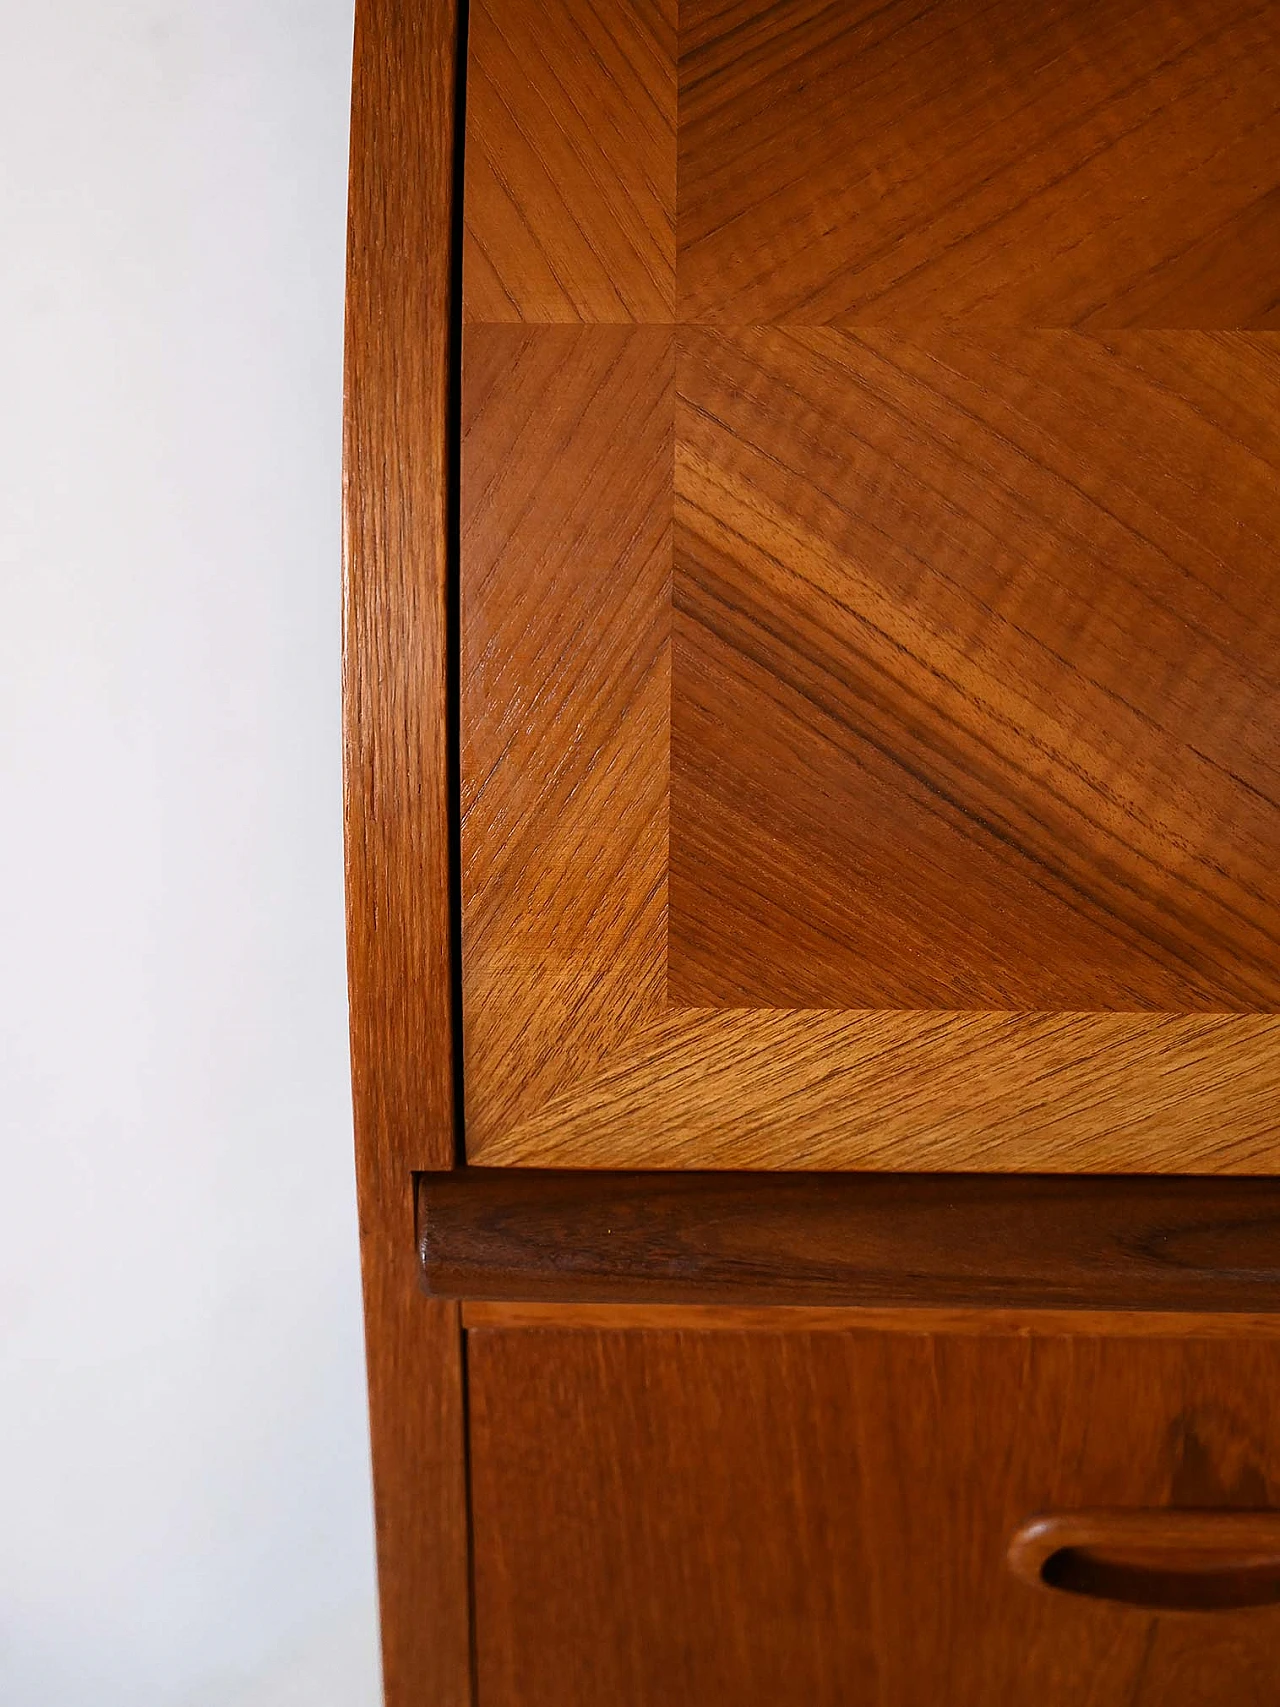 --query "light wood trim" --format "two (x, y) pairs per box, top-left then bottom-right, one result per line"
(471, 1010), (1280, 1173)
(462, 1302), (1280, 1338)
